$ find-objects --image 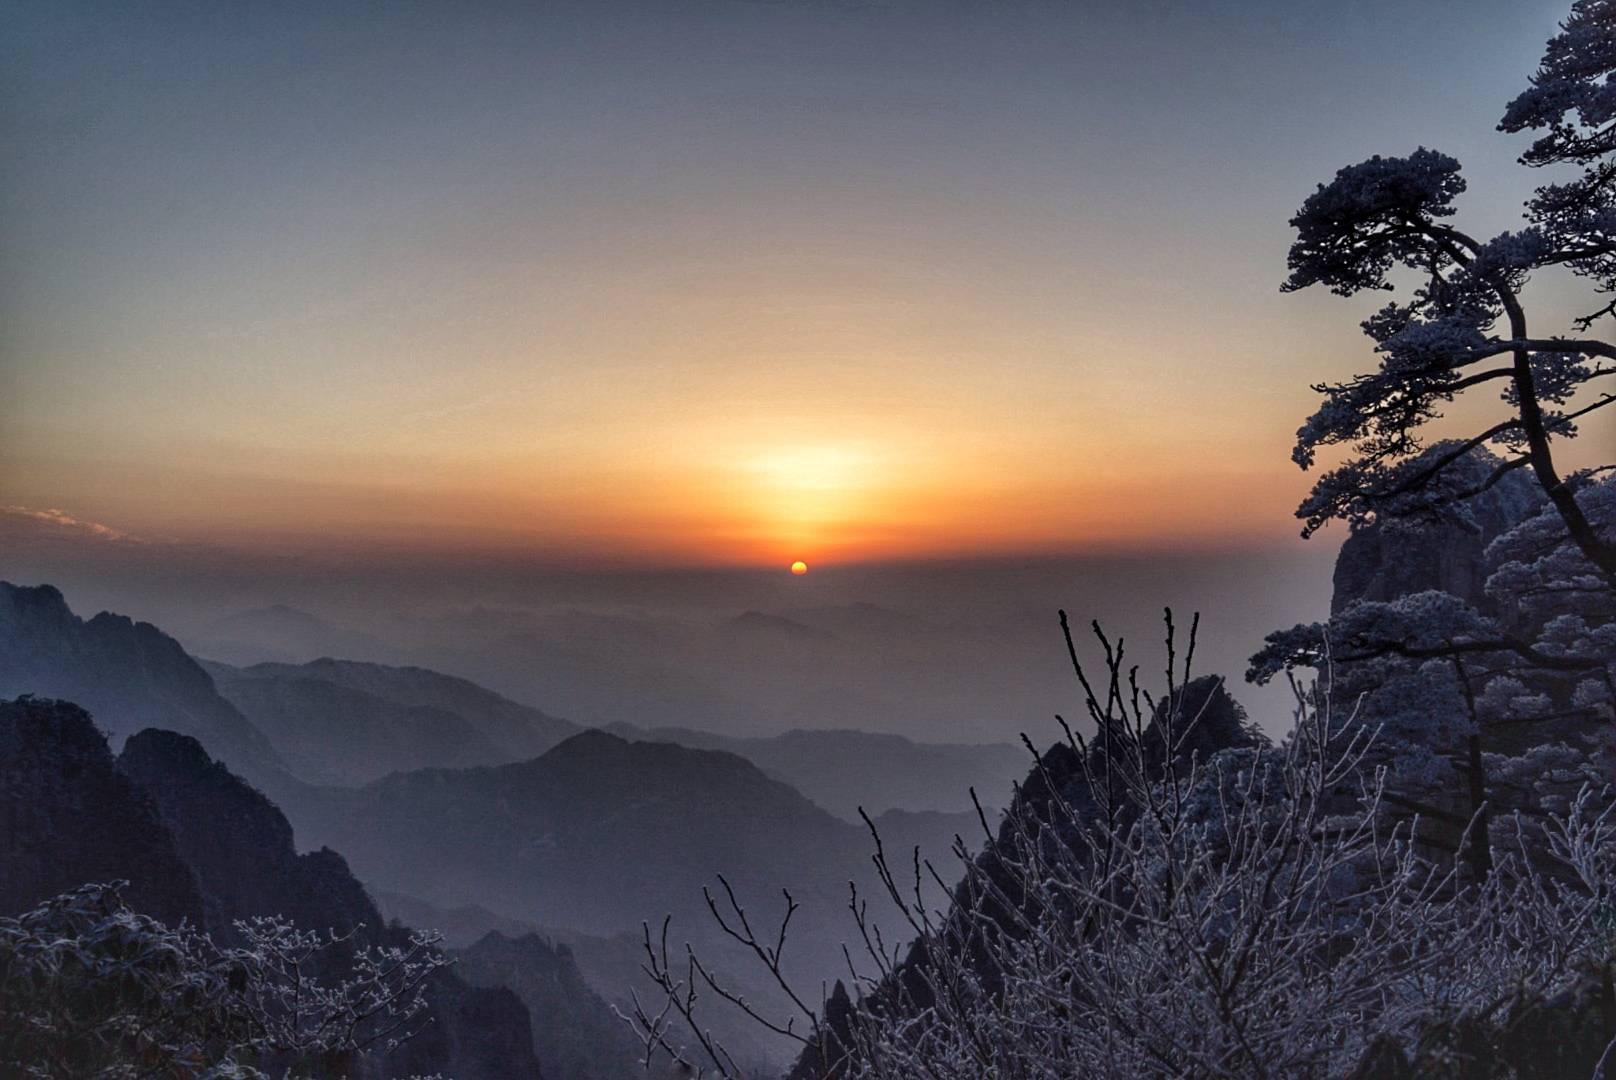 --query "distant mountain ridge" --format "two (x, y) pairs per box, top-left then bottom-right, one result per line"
(604, 722), (1028, 817)
(720, 609), (837, 641)
(205, 657), (579, 785)
(207, 641), (1022, 816)
(275, 727), (972, 1073)
(282, 726), (976, 1051)
(0, 580), (990, 1072)
(196, 603), (387, 666)
(293, 727), (877, 933)
(0, 581), (287, 785)
(202, 667), (504, 784)
(227, 656), (581, 757)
